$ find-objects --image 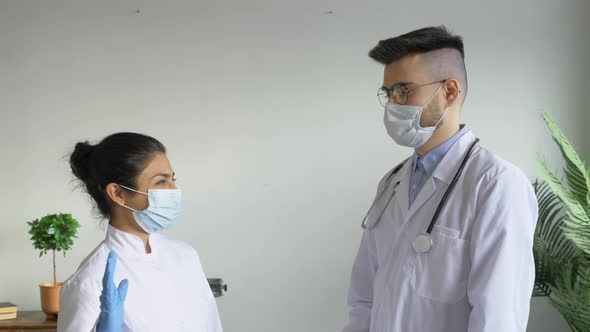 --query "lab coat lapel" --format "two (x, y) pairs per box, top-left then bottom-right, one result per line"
(394, 160), (412, 223)
(405, 176), (437, 222)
